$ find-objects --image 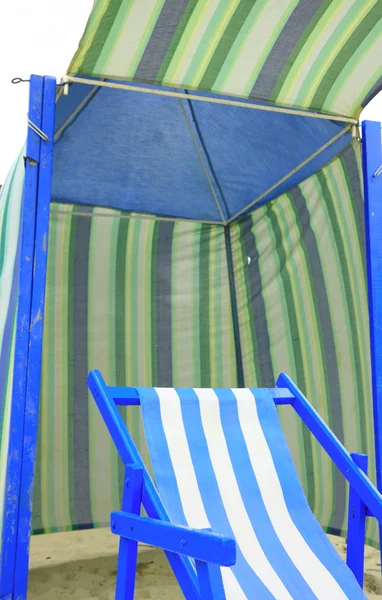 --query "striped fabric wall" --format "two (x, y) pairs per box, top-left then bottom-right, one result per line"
(230, 142), (376, 544)
(33, 208), (237, 533)
(0, 151), (25, 579)
(68, 0), (382, 117)
(31, 142), (377, 546)
(0, 145), (377, 547)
